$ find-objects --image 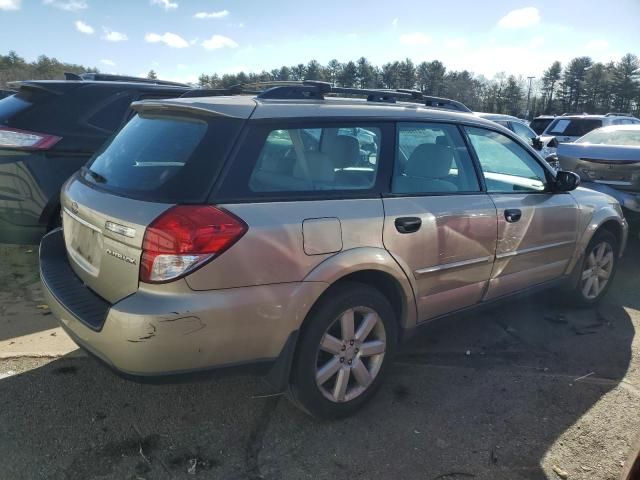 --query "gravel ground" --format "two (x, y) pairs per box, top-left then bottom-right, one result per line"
(0, 235), (639, 480)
